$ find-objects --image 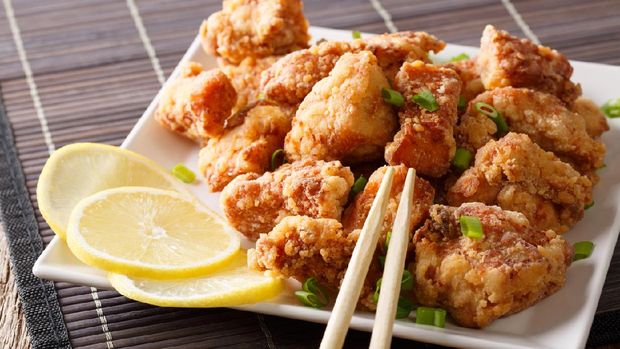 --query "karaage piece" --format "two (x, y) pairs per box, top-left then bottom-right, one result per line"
(447, 133), (593, 233)
(200, 0), (310, 64)
(571, 97), (609, 138)
(456, 87), (605, 174)
(155, 62), (236, 143)
(477, 25), (581, 105)
(384, 61), (461, 177)
(284, 51), (398, 164)
(218, 56), (280, 112)
(220, 159), (354, 240)
(443, 58), (485, 102)
(342, 165), (435, 247)
(198, 104), (292, 192)
(412, 203), (573, 328)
